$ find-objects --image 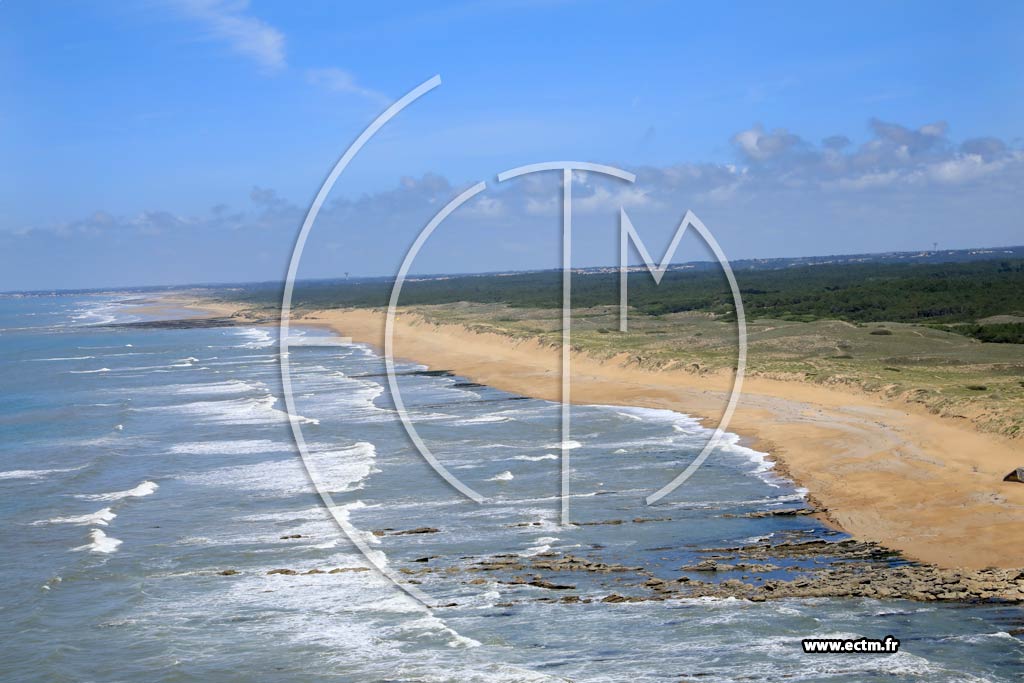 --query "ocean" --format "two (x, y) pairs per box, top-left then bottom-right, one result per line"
(1, 293), (1021, 682)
